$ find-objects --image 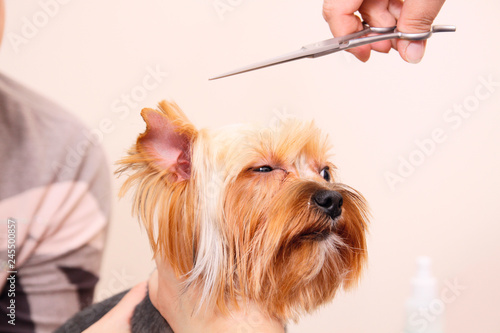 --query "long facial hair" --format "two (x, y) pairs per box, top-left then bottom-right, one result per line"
(116, 101), (369, 321)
